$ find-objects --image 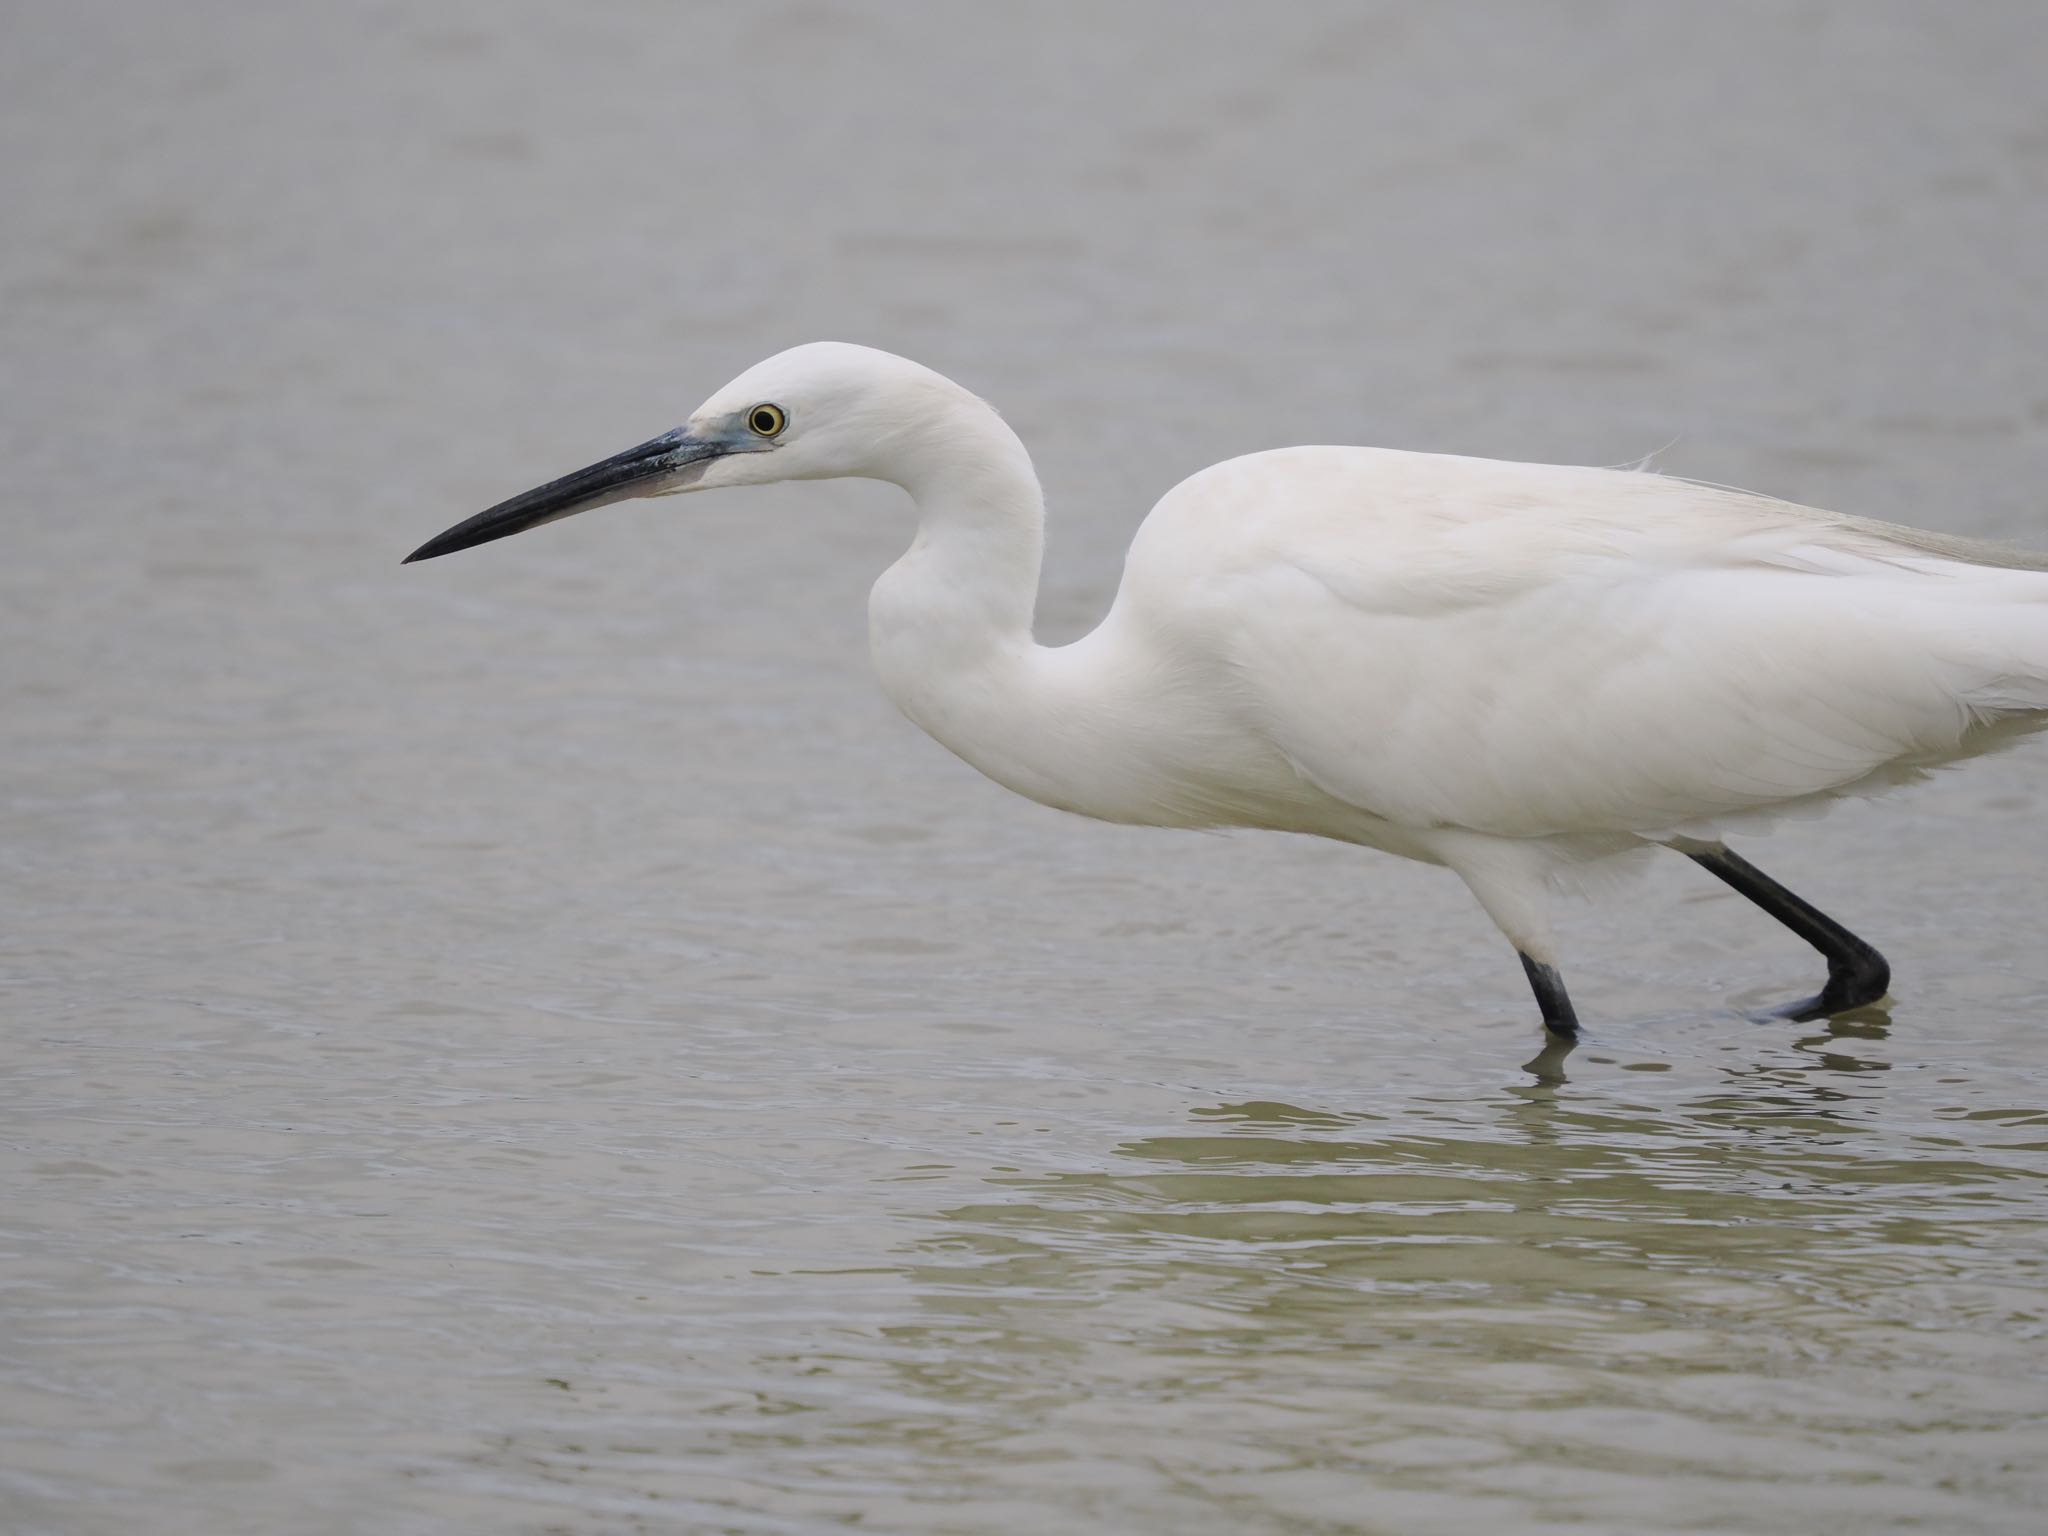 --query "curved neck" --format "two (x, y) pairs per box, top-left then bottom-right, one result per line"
(860, 391), (1212, 828)
(872, 394), (1046, 648)
(867, 392), (1084, 800)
